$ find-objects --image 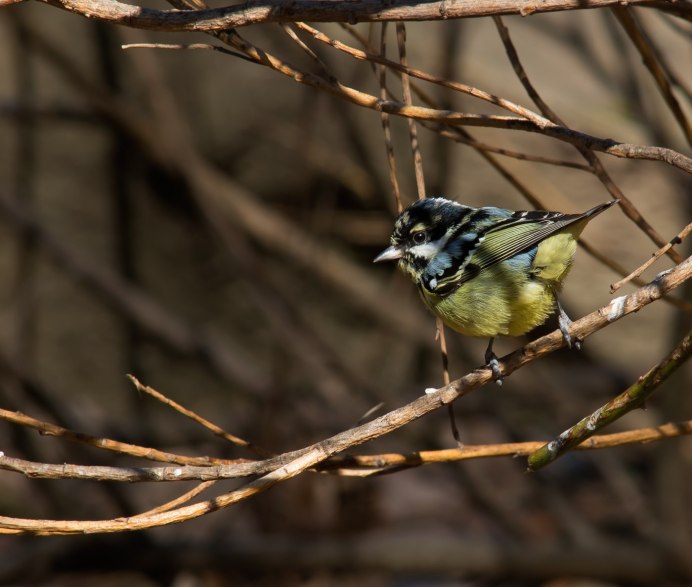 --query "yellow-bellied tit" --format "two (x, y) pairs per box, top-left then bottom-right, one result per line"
(374, 197), (618, 382)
